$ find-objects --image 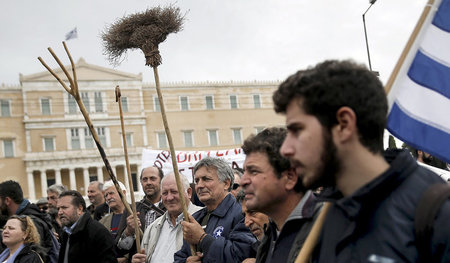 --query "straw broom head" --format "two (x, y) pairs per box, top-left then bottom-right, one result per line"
(102, 5), (184, 68)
